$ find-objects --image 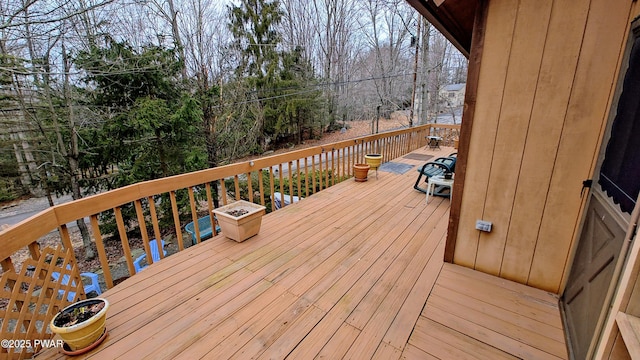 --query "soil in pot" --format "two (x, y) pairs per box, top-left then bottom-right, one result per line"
(54, 301), (105, 327)
(226, 209), (249, 217)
